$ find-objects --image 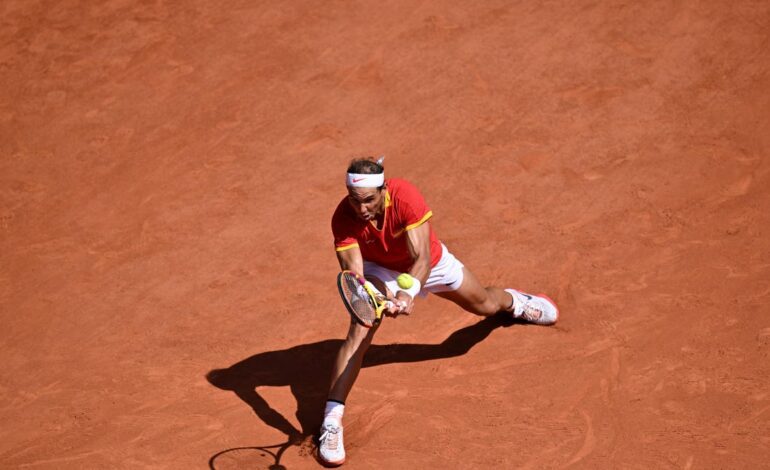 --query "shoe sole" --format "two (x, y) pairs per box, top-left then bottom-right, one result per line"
(320, 456), (345, 467)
